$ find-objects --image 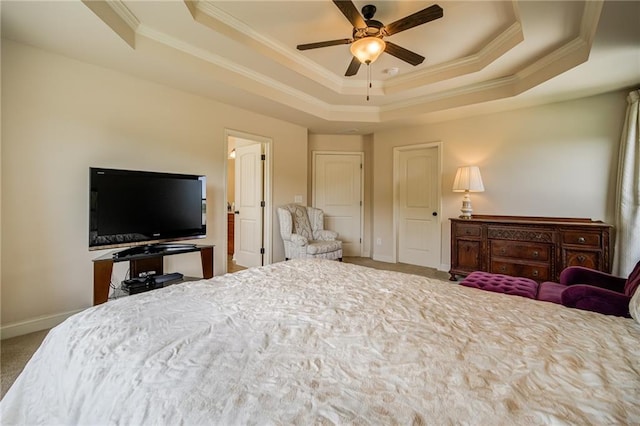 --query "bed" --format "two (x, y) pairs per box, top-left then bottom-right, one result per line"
(2, 259), (639, 424)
